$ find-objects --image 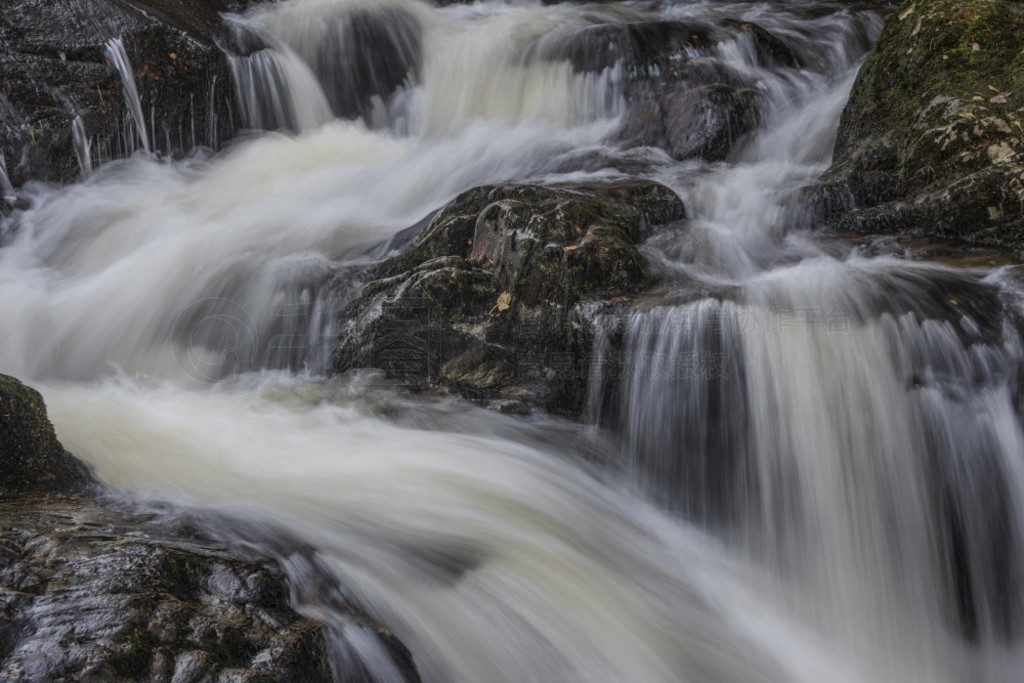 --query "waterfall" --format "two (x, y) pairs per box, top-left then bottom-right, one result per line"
(229, 0), (627, 136)
(104, 37), (151, 154)
(3, 0), (1023, 681)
